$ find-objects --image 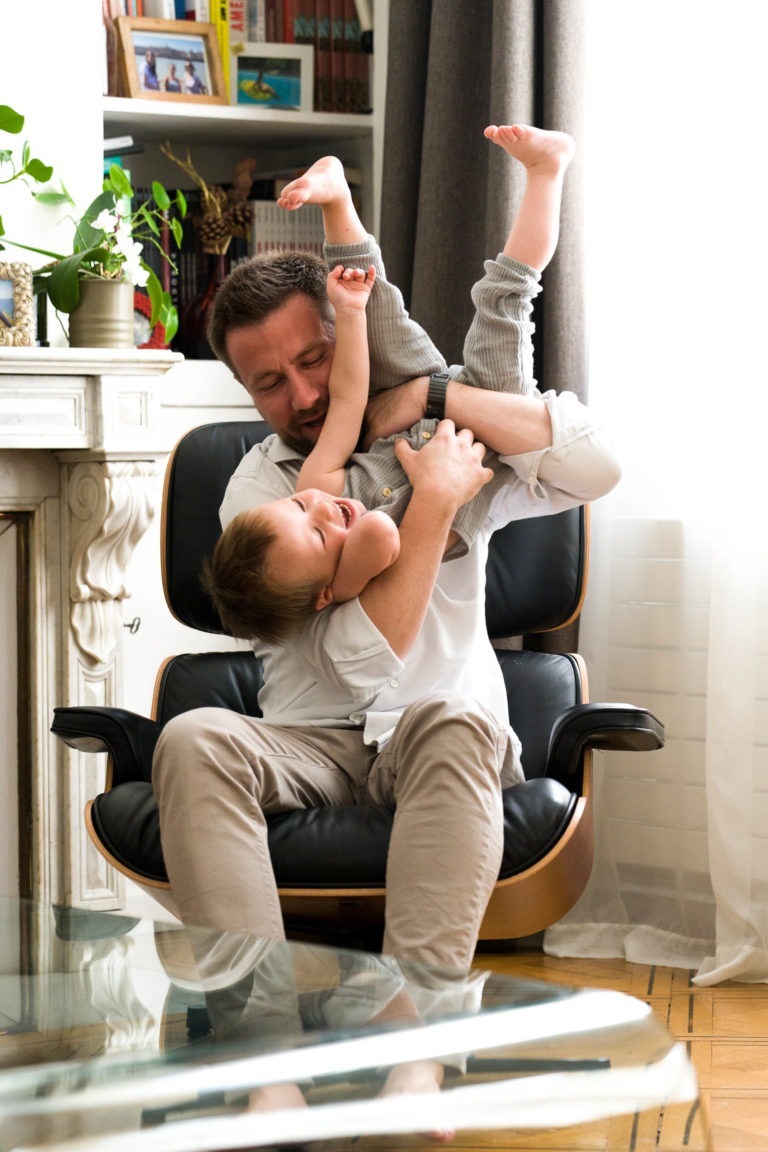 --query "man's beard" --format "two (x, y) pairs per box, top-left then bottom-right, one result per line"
(280, 428), (315, 456)
(280, 406), (327, 456)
